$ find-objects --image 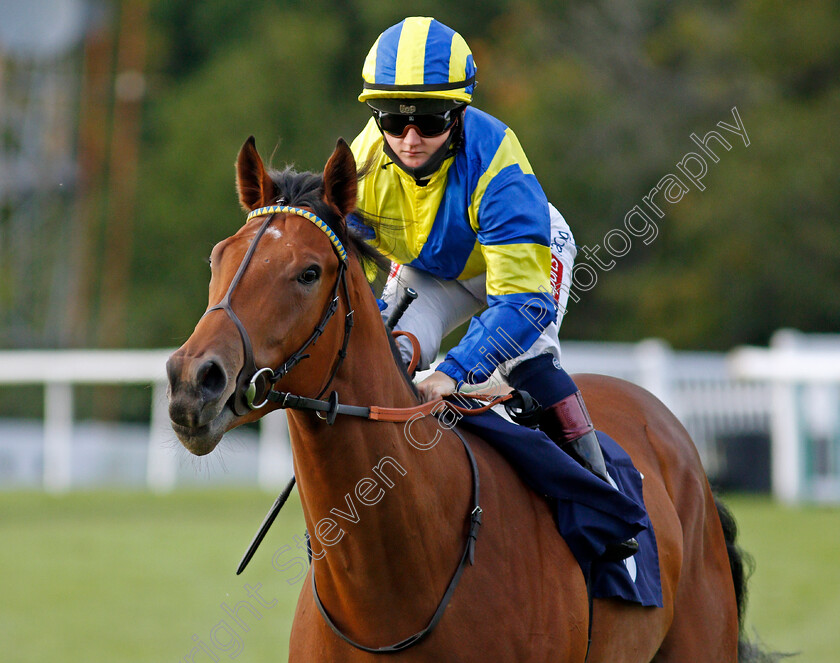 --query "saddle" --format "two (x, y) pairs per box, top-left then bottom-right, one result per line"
(455, 404), (663, 607)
